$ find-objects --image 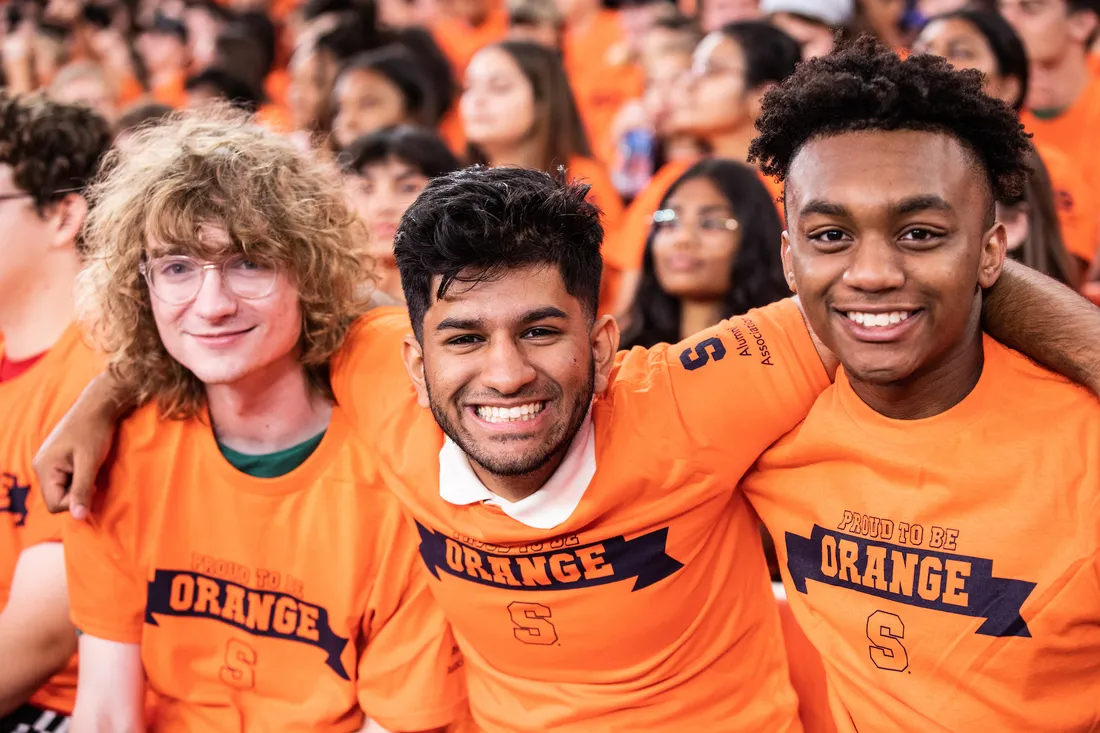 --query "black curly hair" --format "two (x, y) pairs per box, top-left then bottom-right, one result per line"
(748, 37), (1032, 217)
(0, 92), (112, 215)
(395, 165), (603, 341)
